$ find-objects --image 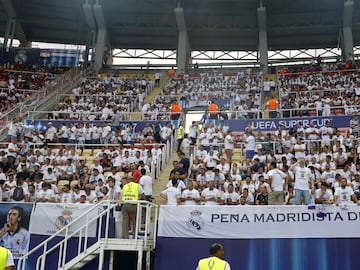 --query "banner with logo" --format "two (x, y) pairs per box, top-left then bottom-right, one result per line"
(0, 203), (34, 258)
(29, 203), (98, 237)
(158, 205), (360, 239)
(24, 119), (170, 133)
(8, 48), (41, 66)
(224, 115), (352, 132)
(40, 49), (80, 67)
